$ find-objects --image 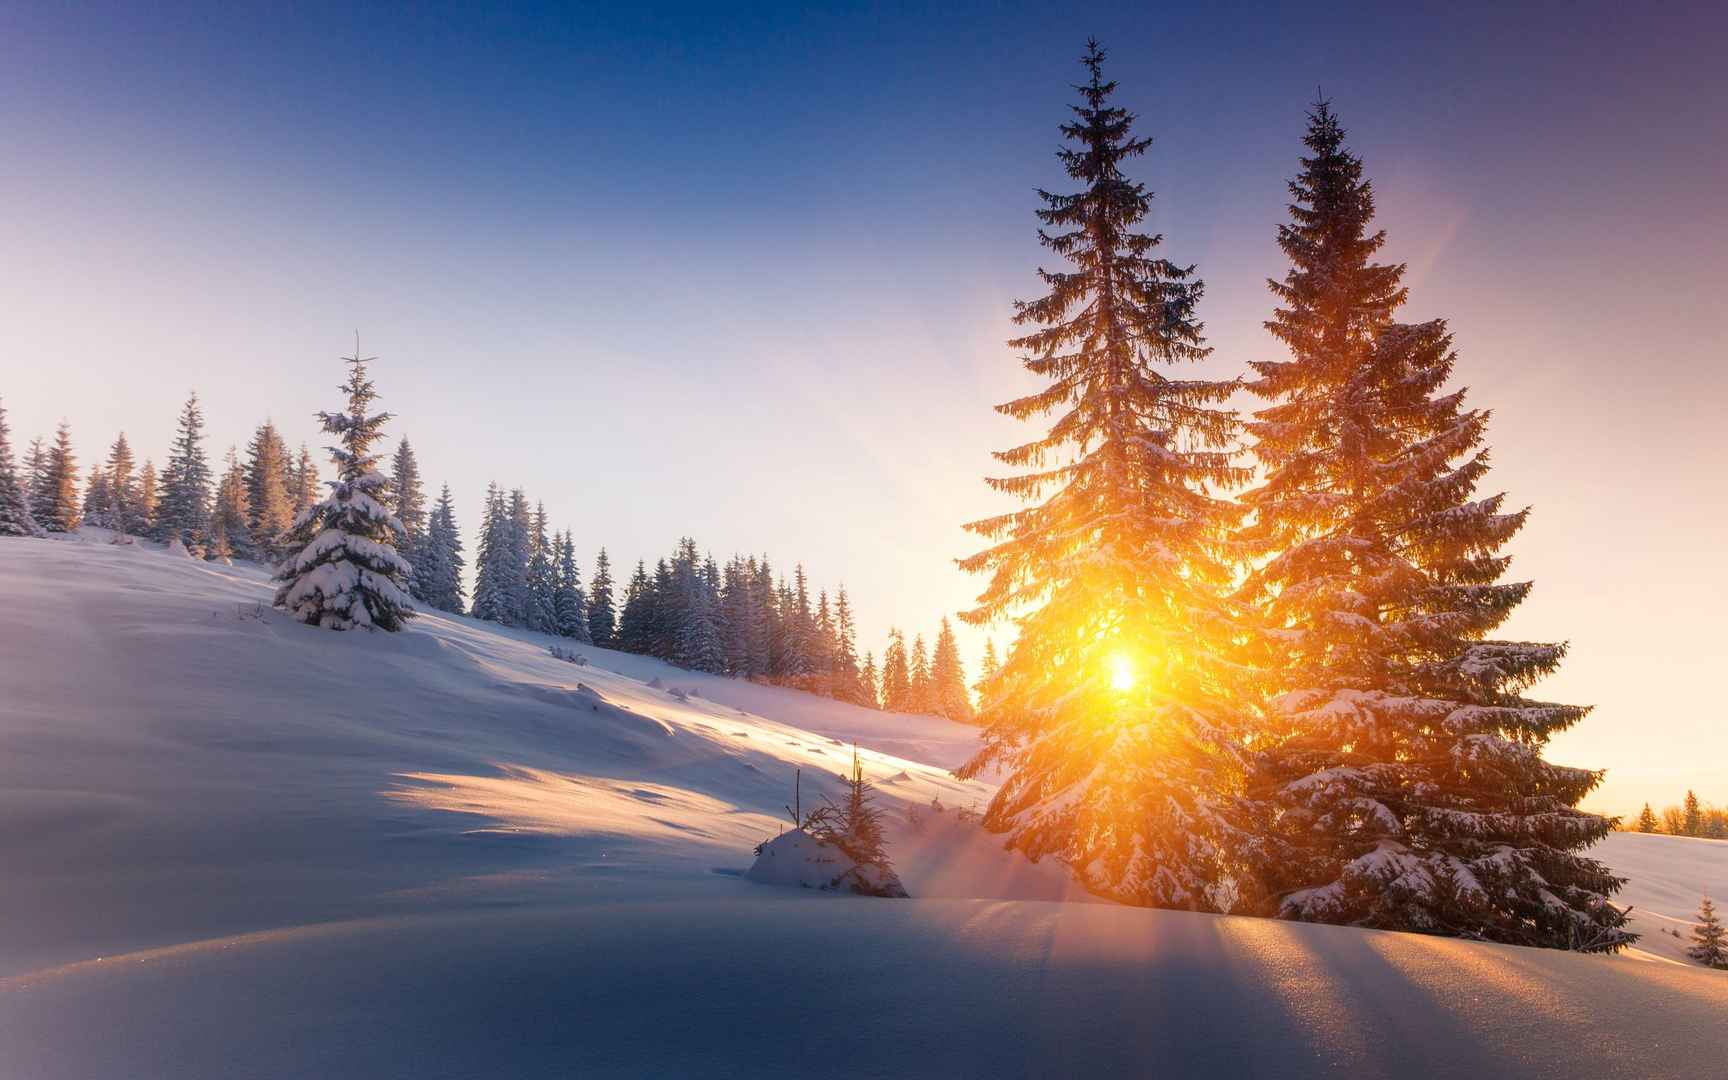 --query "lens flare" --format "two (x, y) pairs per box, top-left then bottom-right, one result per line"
(1109, 652), (1136, 692)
